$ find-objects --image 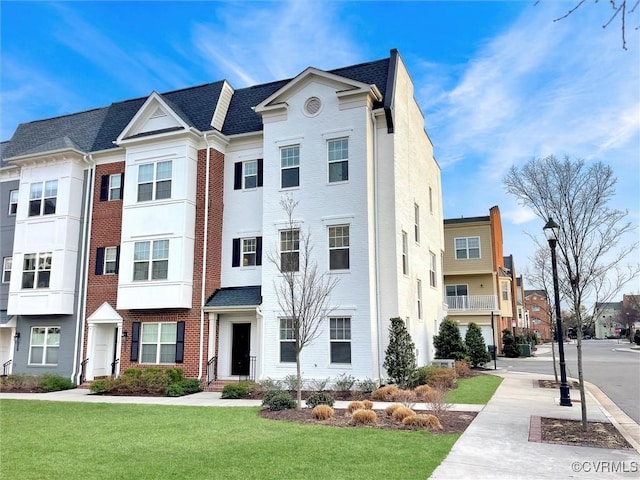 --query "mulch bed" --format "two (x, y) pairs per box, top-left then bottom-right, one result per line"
(539, 417), (633, 450)
(258, 408), (477, 434)
(537, 379), (581, 389)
